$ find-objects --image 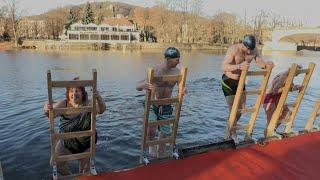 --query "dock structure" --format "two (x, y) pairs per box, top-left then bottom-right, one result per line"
(77, 131), (320, 180)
